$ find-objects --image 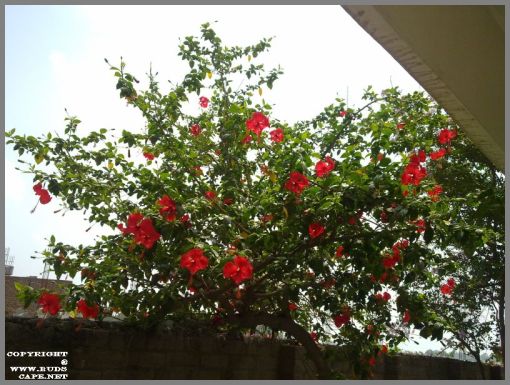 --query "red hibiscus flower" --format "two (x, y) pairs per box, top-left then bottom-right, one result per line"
(143, 152), (155, 161)
(246, 111), (270, 136)
(393, 239), (409, 250)
(288, 302), (298, 311)
(413, 218), (426, 233)
(382, 256), (395, 269)
(428, 185), (443, 202)
(199, 96), (209, 108)
(308, 222), (325, 239)
(333, 307), (351, 327)
(438, 128), (457, 145)
(401, 163), (427, 186)
(180, 248), (209, 275)
(118, 212), (144, 236)
(380, 345), (388, 355)
(241, 135), (253, 144)
(315, 156), (335, 178)
(38, 189), (52, 204)
(440, 284), (453, 295)
(284, 171), (310, 195)
(157, 195), (177, 222)
(261, 214), (273, 223)
(335, 245), (344, 258)
(37, 292), (61, 315)
(270, 128), (284, 143)
(76, 299), (100, 319)
(180, 214), (190, 223)
(403, 309), (411, 324)
(33, 182), (44, 195)
(391, 246), (401, 260)
(118, 213), (161, 249)
(441, 277), (456, 295)
(414, 150), (427, 163)
(401, 150), (427, 186)
(430, 148), (447, 160)
(33, 183), (52, 205)
(190, 123), (202, 136)
(321, 278), (336, 289)
(339, 110), (347, 117)
(348, 216), (358, 226)
(396, 122), (406, 130)
(134, 218), (161, 249)
(223, 197), (234, 206)
(205, 191), (216, 201)
(223, 255), (253, 285)
(382, 253), (399, 269)
(375, 292), (391, 303)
